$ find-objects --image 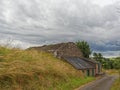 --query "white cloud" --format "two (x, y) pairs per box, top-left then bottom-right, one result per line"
(91, 0), (119, 7)
(98, 51), (120, 58)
